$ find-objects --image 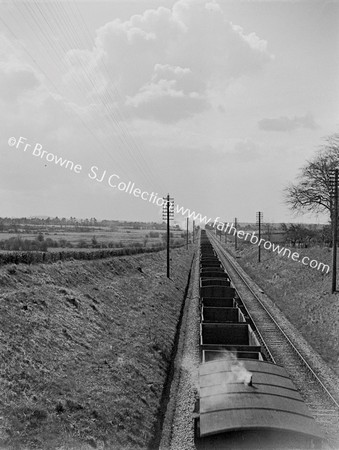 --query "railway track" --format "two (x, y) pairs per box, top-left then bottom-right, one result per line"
(208, 230), (339, 447)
